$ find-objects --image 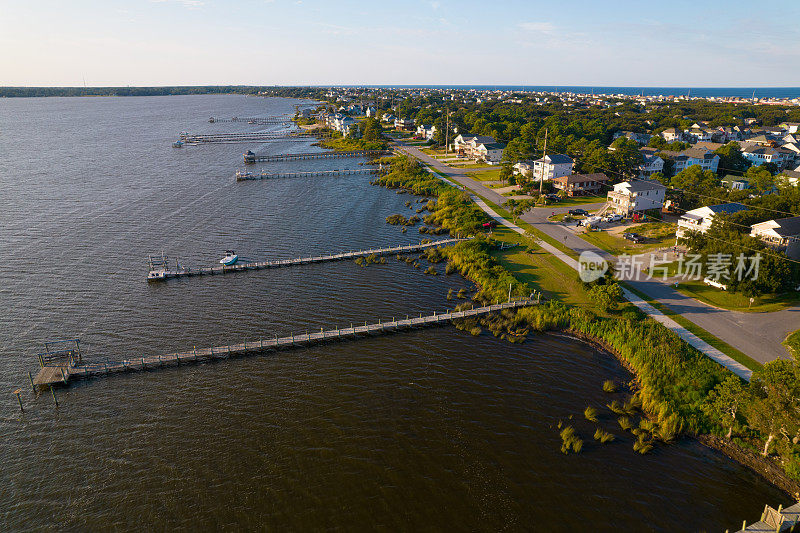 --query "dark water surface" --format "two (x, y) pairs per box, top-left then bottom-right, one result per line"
(0, 95), (786, 531)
